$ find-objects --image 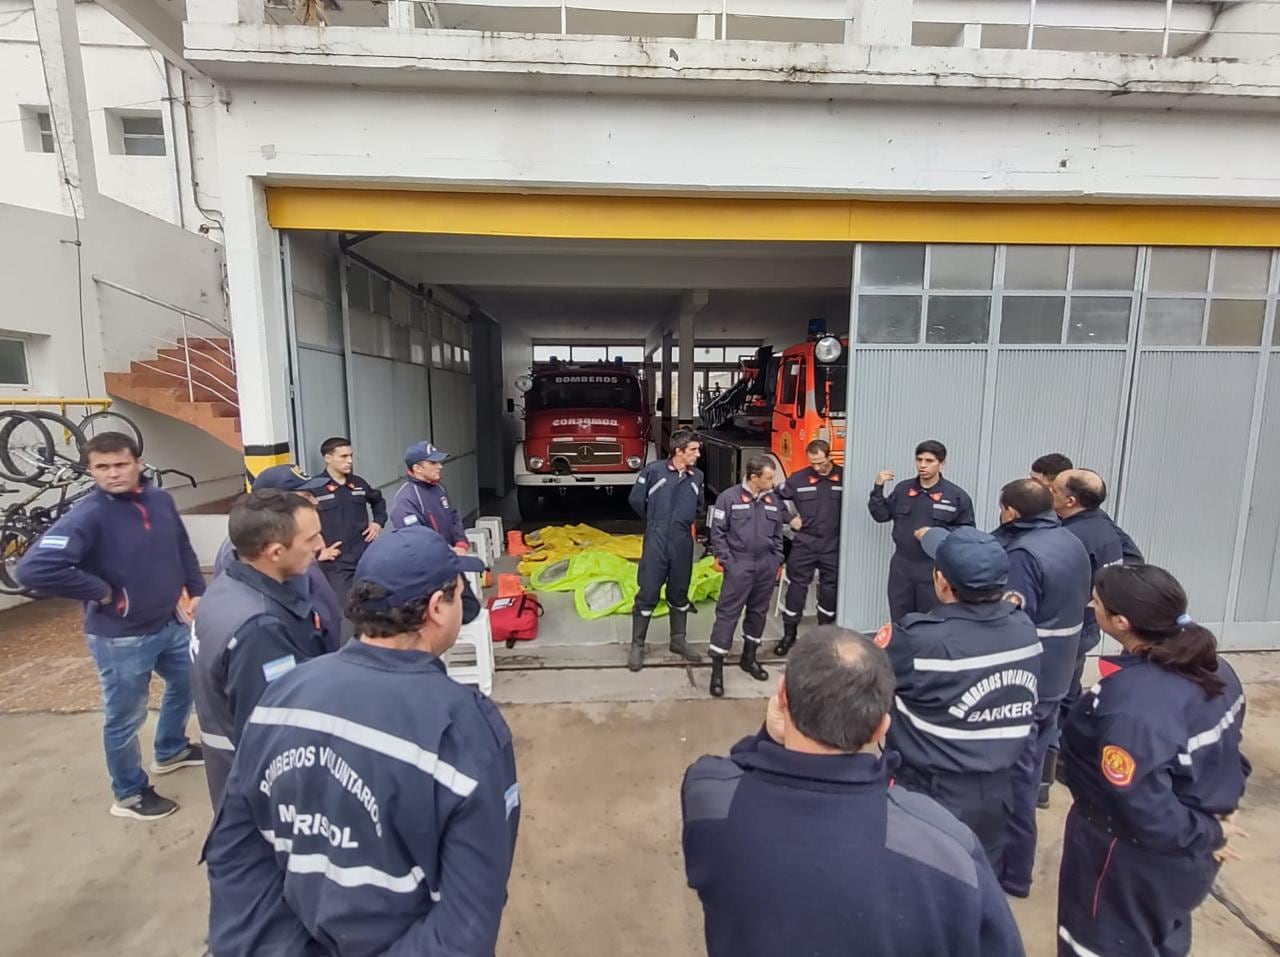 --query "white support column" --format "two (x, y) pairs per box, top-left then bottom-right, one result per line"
(695, 13), (716, 39)
(847, 0), (911, 46)
(32, 0), (98, 218)
(961, 22), (982, 48)
(676, 289), (708, 427)
(221, 177), (295, 472)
